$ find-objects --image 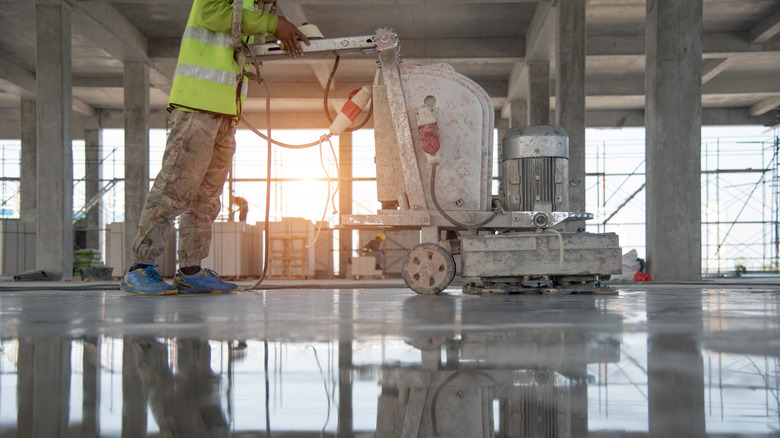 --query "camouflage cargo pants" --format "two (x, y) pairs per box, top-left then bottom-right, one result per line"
(132, 110), (236, 267)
